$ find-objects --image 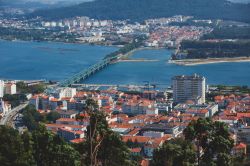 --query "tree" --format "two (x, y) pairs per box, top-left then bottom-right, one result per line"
(31, 125), (80, 166)
(22, 105), (45, 131)
(81, 99), (135, 166)
(0, 125), (81, 166)
(21, 131), (36, 165)
(0, 126), (35, 166)
(17, 82), (45, 94)
(183, 118), (234, 166)
(3, 94), (27, 108)
(98, 131), (134, 166)
(46, 111), (60, 123)
(152, 138), (196, 166)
